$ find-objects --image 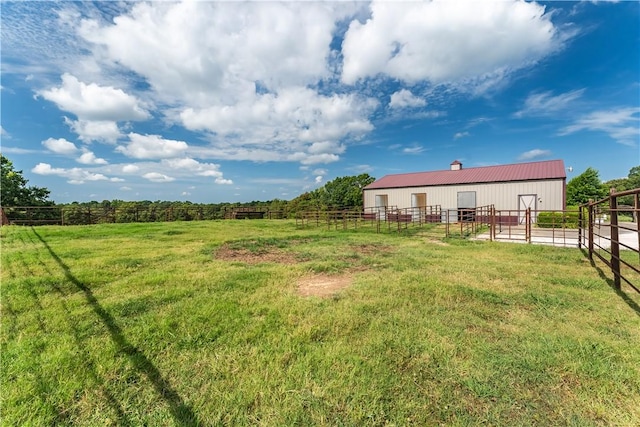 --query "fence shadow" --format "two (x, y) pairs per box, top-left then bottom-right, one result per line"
(31, 228), (202, 426)
(581, 249), (640, 317)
